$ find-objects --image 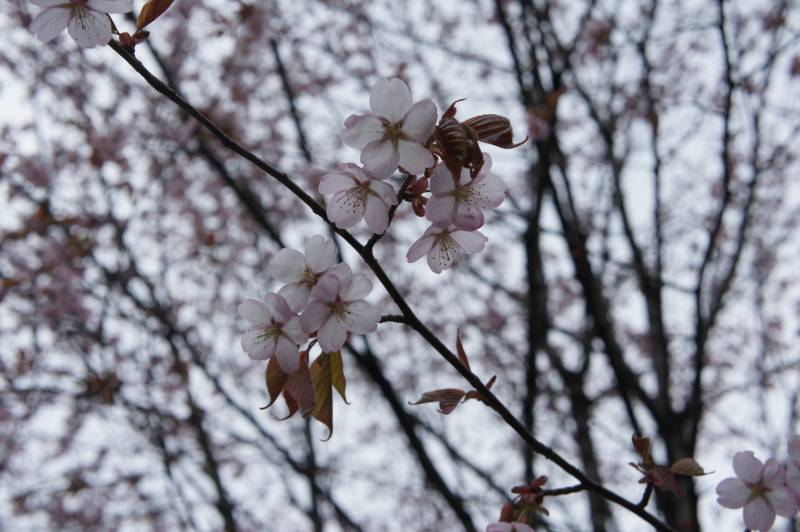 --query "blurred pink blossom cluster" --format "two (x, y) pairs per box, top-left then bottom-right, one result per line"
(716, 435), (800, 531)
